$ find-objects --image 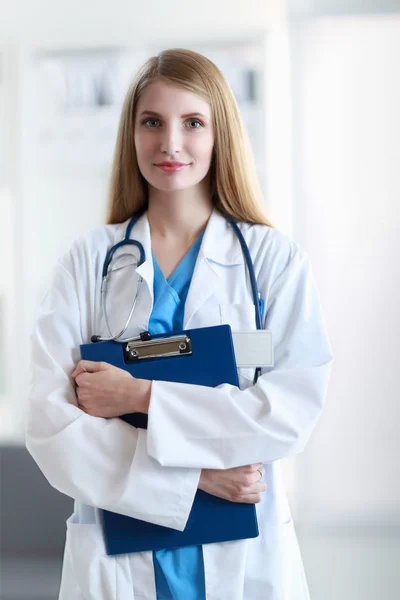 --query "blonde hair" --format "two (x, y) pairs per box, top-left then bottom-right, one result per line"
(106, 48), (274, 228)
